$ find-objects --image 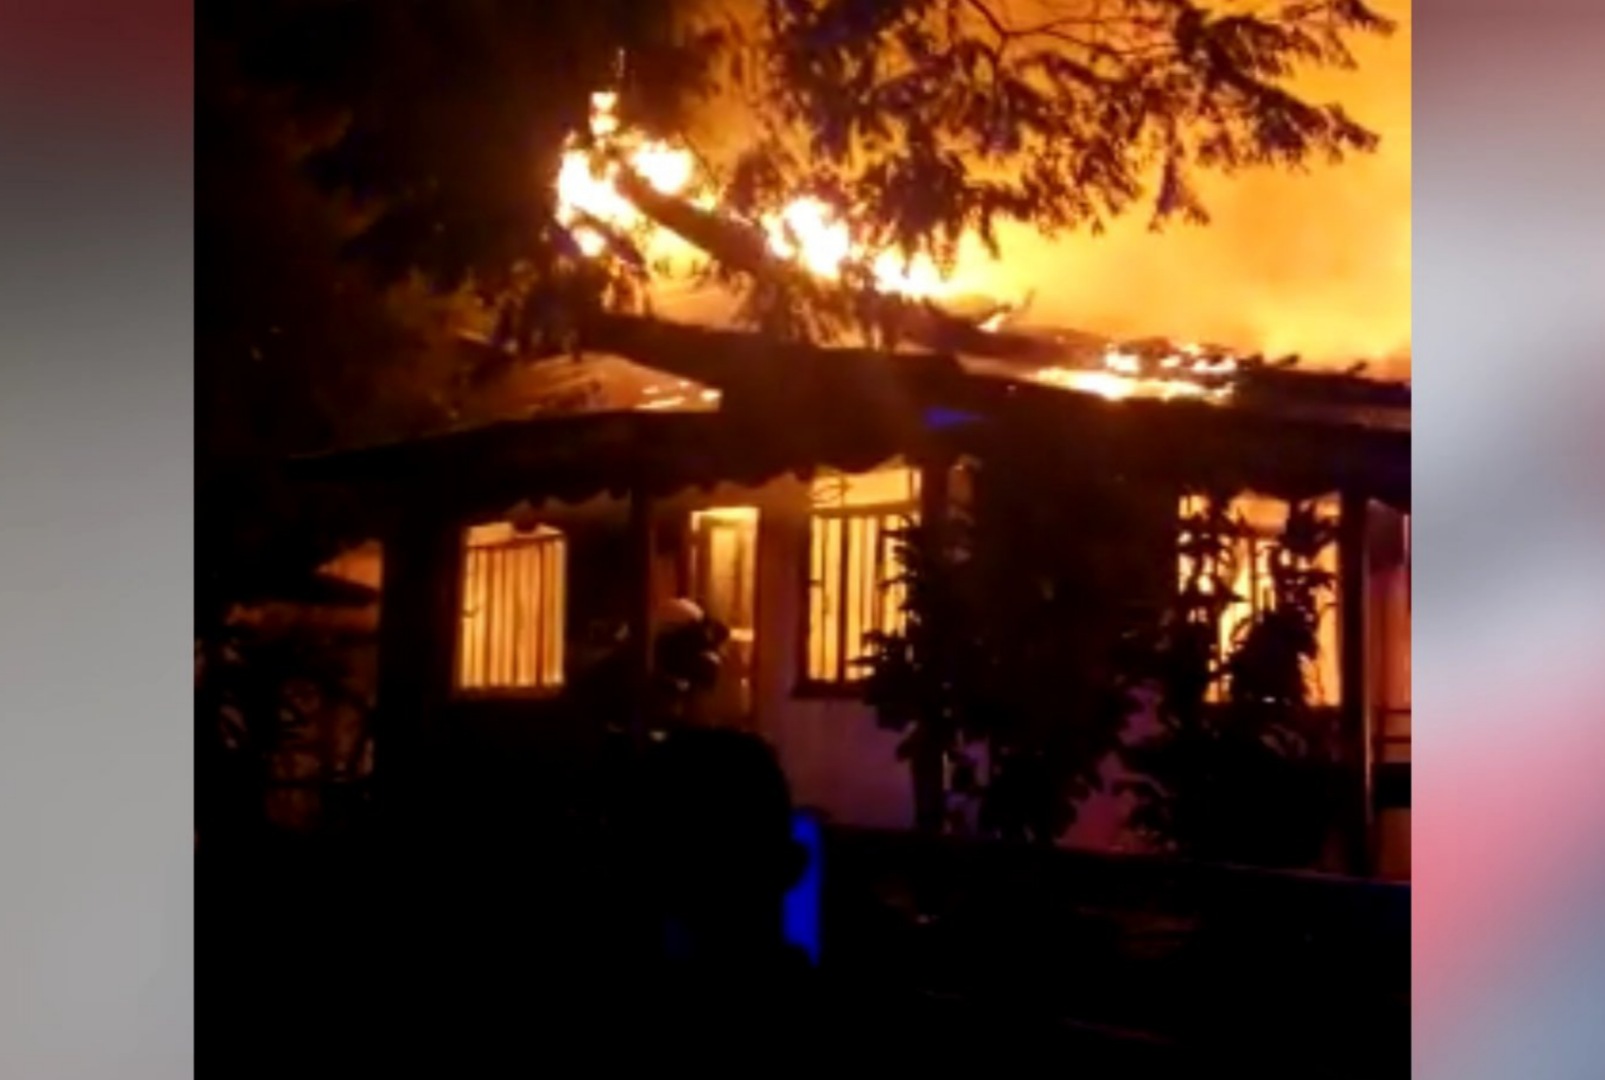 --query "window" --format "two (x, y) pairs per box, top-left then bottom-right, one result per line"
(456, 521), (566, 692)
(805, 464), (920, 685)
(1178, 493), (1340, 705)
